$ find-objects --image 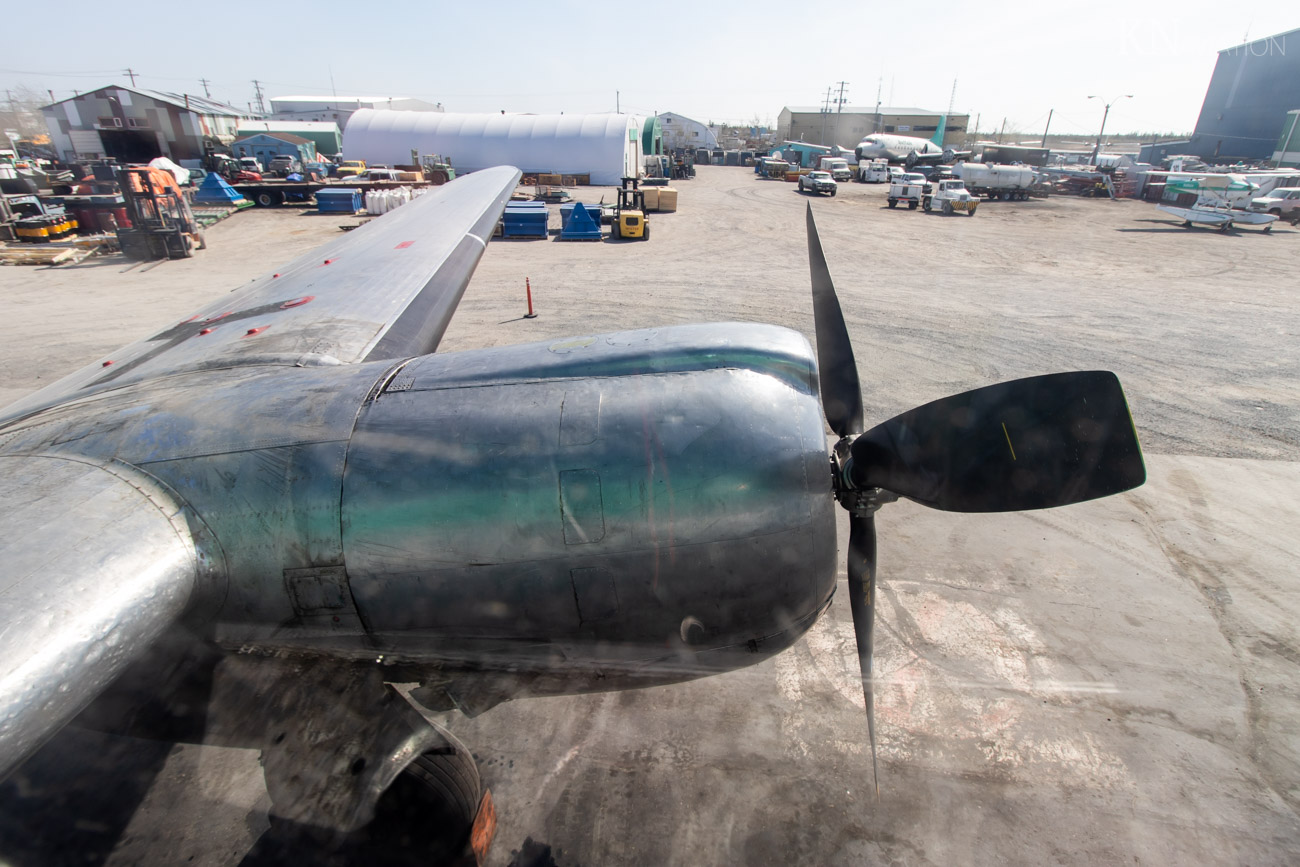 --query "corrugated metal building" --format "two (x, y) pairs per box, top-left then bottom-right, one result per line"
(40, 85), (249, 164)
(659, 113), (718, 151)
(1188, 27), (1300, 162)
(236, 121), (342, 157)
(343, 111), (645, 185)
(269, 96), (443, 131)
(1274, 110), (1300, 167)
(777, 106), (969, 150)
